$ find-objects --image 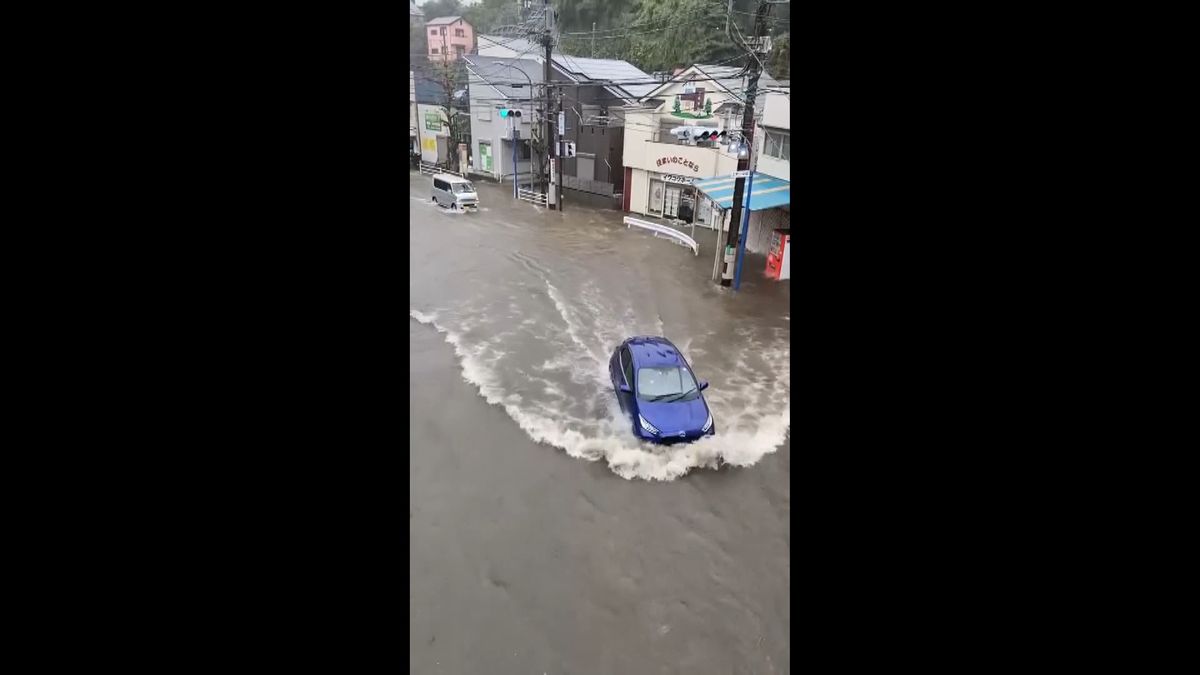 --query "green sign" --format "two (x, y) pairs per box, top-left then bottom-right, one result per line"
(425, 112), (442, 132)
(479, 142), (492, 172)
